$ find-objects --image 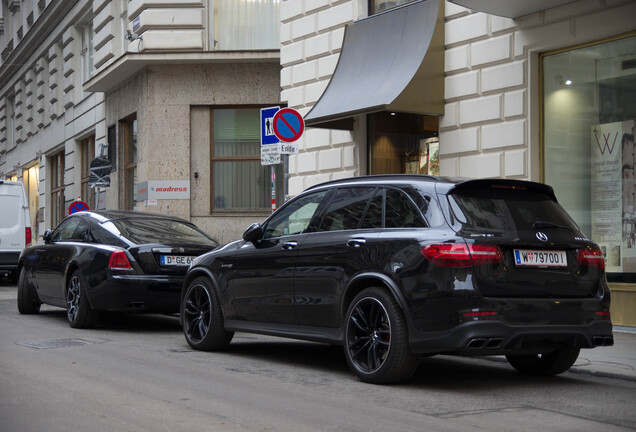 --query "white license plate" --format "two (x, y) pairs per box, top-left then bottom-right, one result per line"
(160, 255), (194, 266)
(514, 249), (567, 267)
